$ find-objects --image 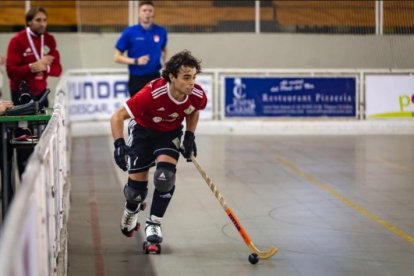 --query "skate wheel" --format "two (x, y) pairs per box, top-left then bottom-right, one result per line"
(121, 226), (137, 238)
(147, 244), (161, 254)
(148, 244), (158, 253)
(134, 223), (140, 231)
(142, 241), (161, 254)
(140, 202), (147, 211)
